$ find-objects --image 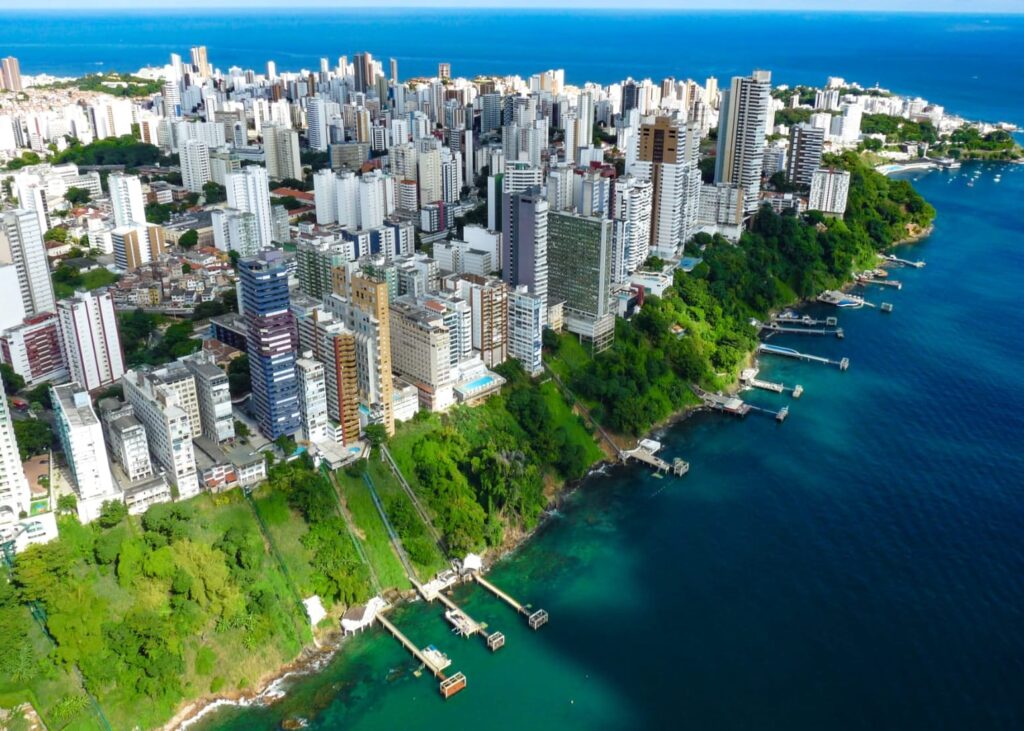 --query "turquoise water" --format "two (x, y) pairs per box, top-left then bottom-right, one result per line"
(463, 375), (495, 390)
(2, 11), (1023, 123)
(199, 162), (1024, 729)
